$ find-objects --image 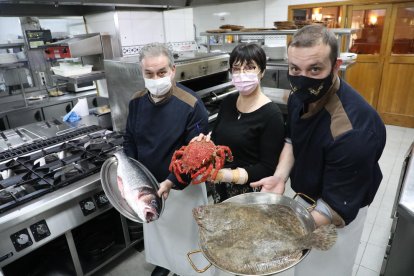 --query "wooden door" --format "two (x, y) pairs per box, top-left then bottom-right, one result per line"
(345, 4), (393, 108)
(377, 2), (414, 127)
